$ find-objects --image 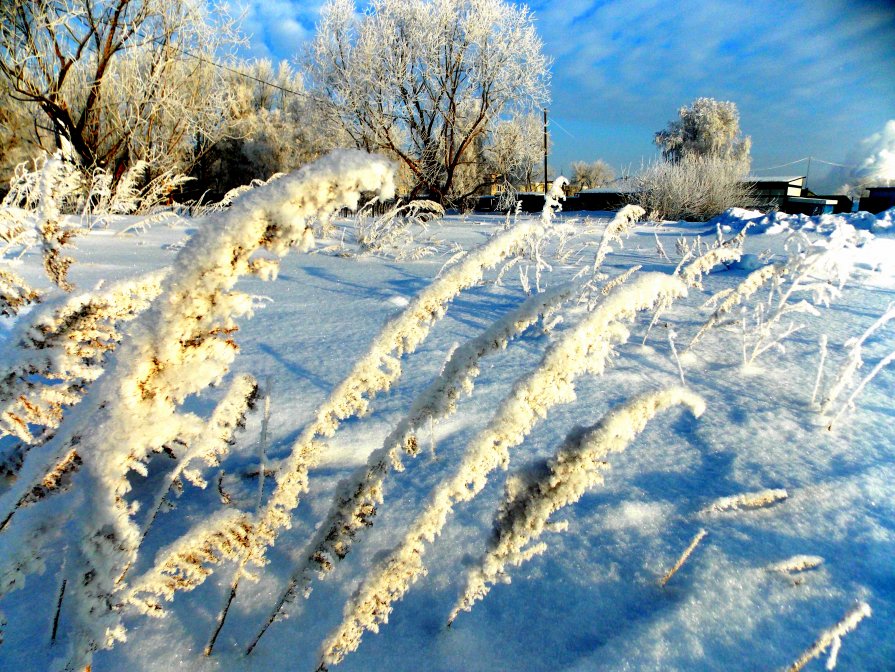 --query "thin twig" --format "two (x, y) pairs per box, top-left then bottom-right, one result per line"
(660, 529), (706, 587)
